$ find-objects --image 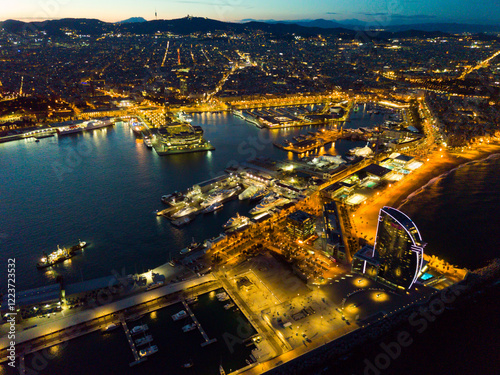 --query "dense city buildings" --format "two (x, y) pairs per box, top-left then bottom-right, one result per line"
(286, 210), (315, 240)
(1, 12), (499, 375)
